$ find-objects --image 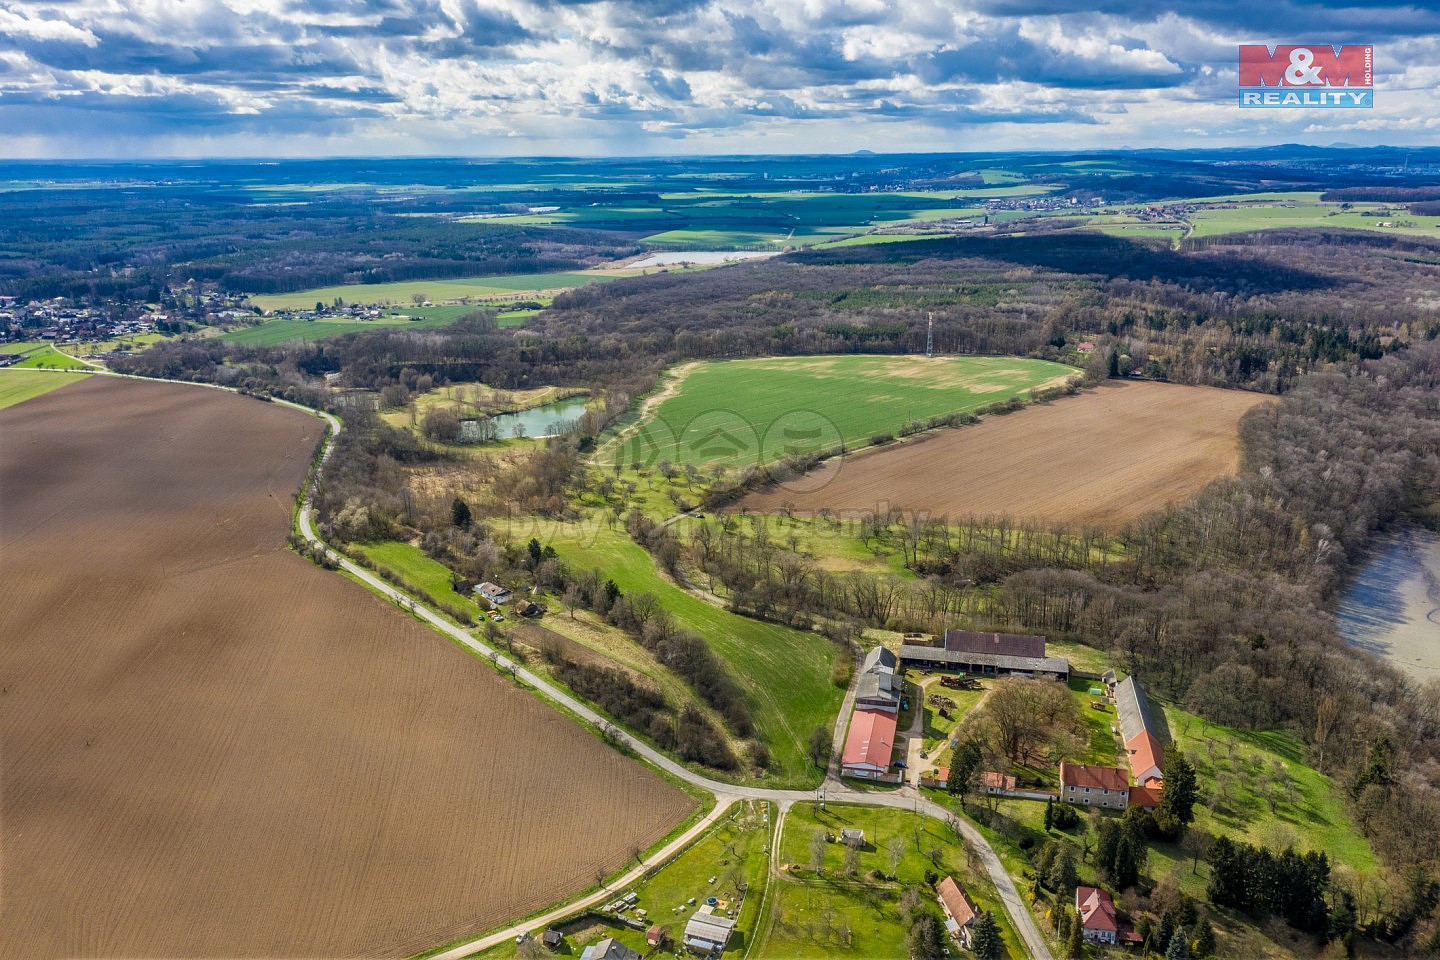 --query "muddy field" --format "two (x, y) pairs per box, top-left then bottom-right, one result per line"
(740, 381), (1269, 529)
(0, 377), (693, 958)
